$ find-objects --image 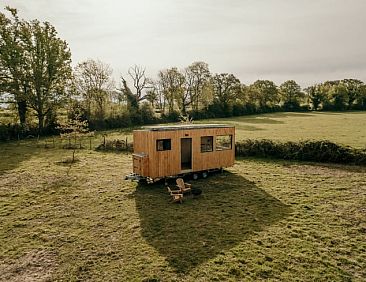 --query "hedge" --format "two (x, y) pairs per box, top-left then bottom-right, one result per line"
(235, 139), (366, 165)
